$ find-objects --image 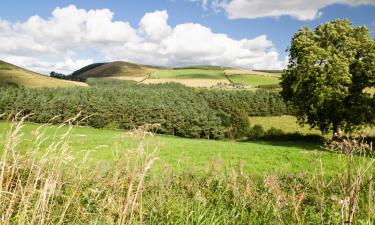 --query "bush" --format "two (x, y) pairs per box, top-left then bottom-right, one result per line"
(249, 124), (266, 139)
